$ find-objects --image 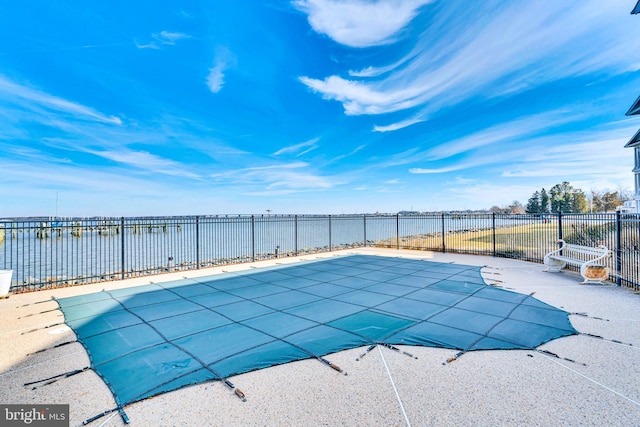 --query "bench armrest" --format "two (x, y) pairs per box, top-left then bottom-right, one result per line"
(583, 246), (611, 266)
(545, 239), (566, 257)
